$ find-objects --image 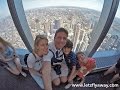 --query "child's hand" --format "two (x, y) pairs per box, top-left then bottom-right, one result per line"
(83, 71), (90, 77)
(80, 66), (87, 73)
(83, 69), (88, 75)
